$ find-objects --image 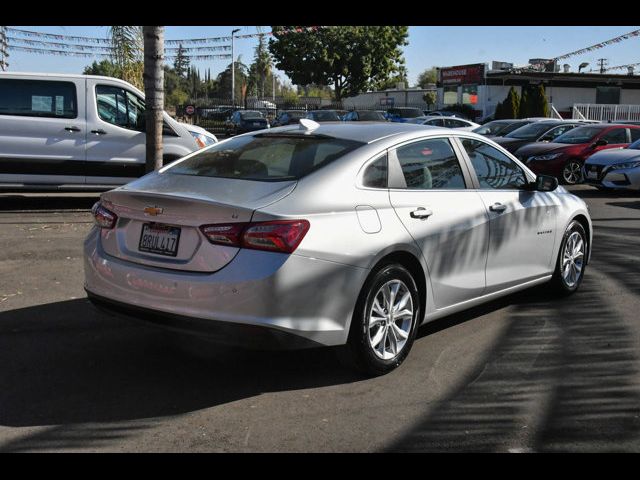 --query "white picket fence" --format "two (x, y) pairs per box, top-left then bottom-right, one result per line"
(573, 103), (640, 122)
